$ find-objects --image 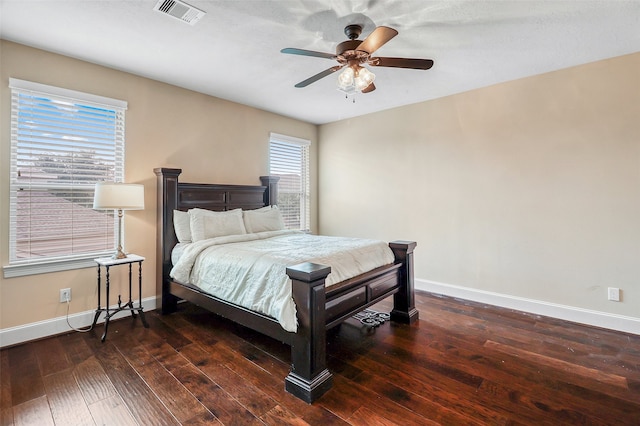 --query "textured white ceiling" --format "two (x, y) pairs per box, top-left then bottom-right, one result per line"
(1, 0), (639, 124)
